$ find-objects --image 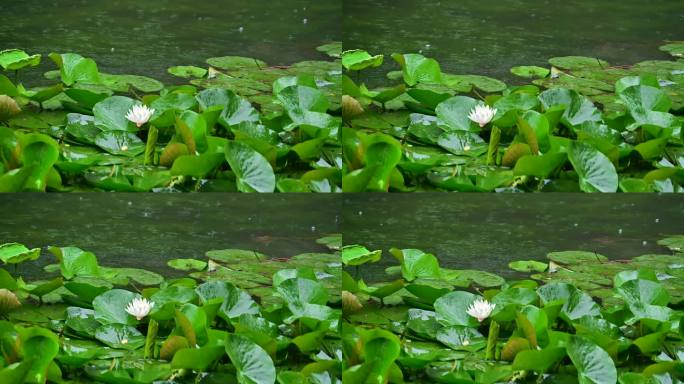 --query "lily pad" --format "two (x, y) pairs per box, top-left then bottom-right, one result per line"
(342, 50), (384, 71)
(0, 243), (40, 265)
(206, 249), (267, 264)
(206, 56), (267, 71)
(511, 66), (550, 79)
(167, 258), (207, 271)
(95, 323), (145, 350)
(547, 251), (608, 265)
(549, 56), (610, 70)
(0, 49), (41, 70)
(168, 66), (208, 79)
